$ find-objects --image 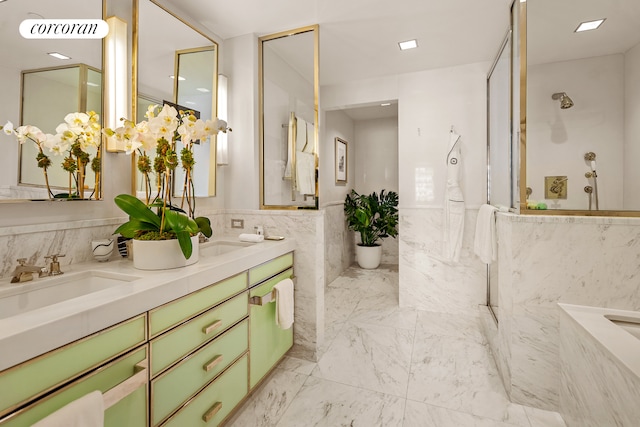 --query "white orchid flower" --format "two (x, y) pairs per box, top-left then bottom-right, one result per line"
(44, 133), (69, 156)
(145, 104), (159, 119)
(123, 138), (143, 155)
(16, 125), (46, 145)
(2, 121), (14, 136)
(64, 112), (90, 127)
